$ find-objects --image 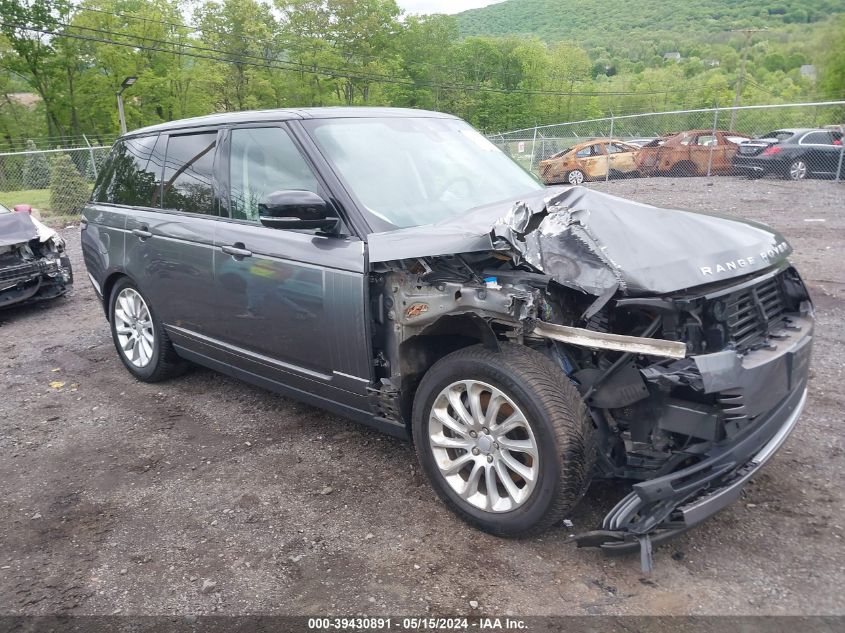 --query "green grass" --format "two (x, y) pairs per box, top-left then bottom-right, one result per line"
(0, 188), (52, 213)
